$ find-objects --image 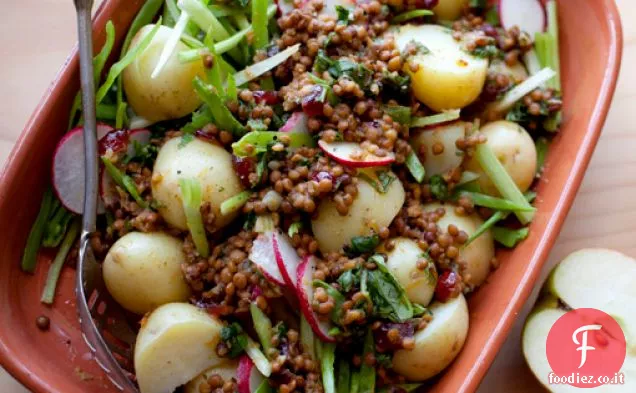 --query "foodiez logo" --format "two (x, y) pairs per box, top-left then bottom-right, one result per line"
(546, 308), (626, 388)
